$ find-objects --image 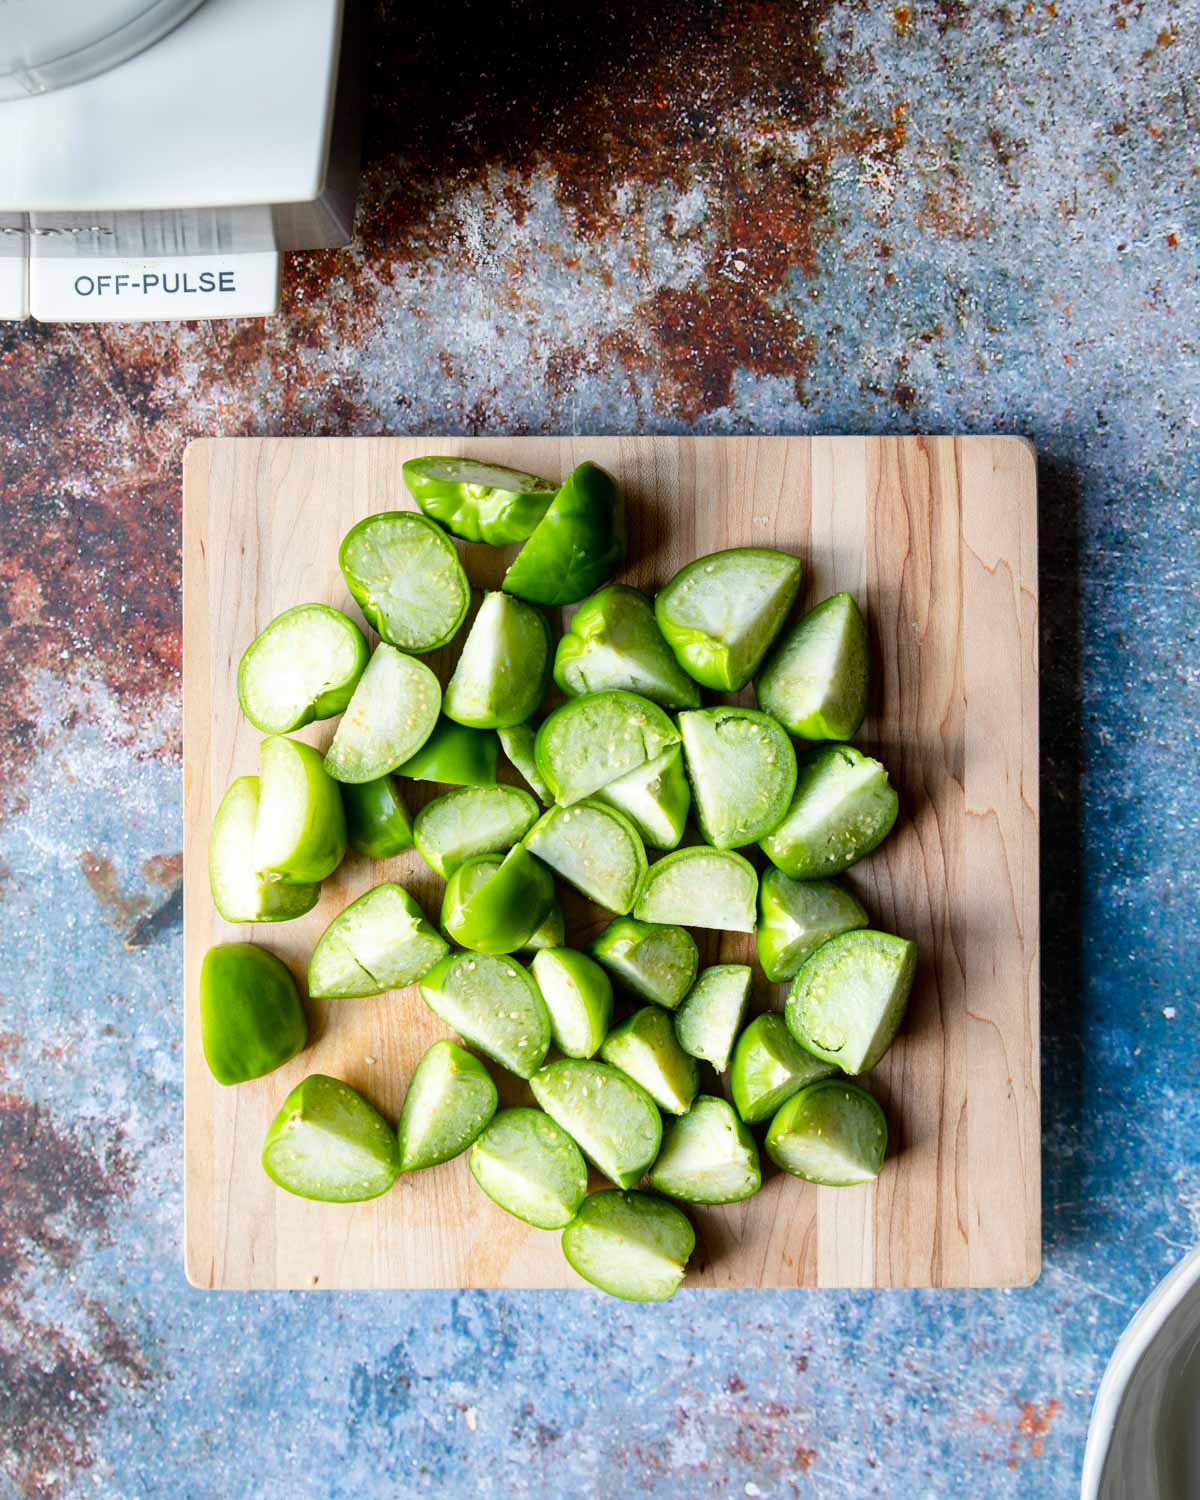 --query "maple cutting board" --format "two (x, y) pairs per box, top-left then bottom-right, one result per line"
(182, 436), (1040, 1291)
